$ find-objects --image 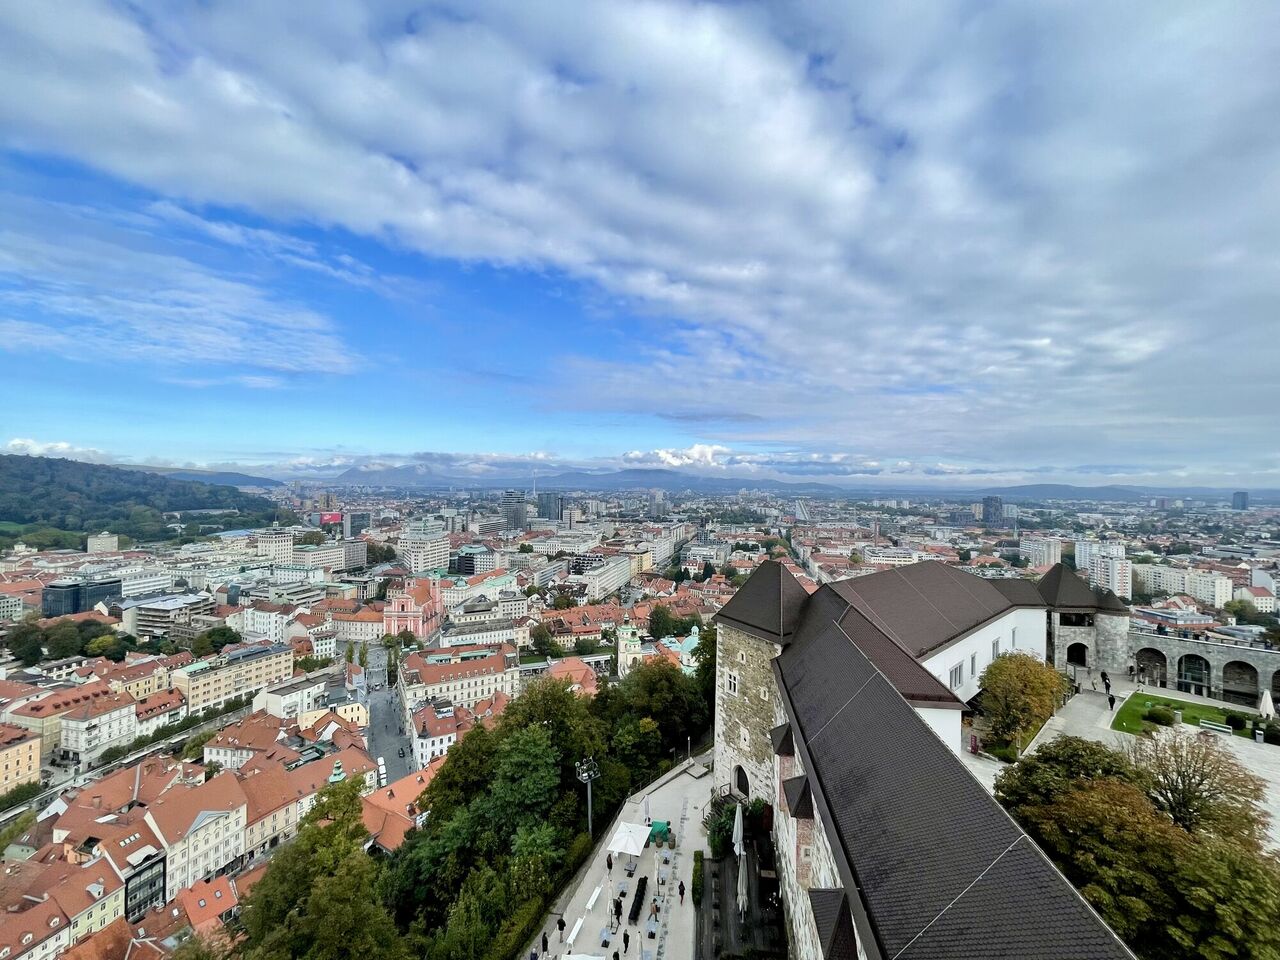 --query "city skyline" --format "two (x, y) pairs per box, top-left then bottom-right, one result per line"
(3, 3), (1279, 486)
